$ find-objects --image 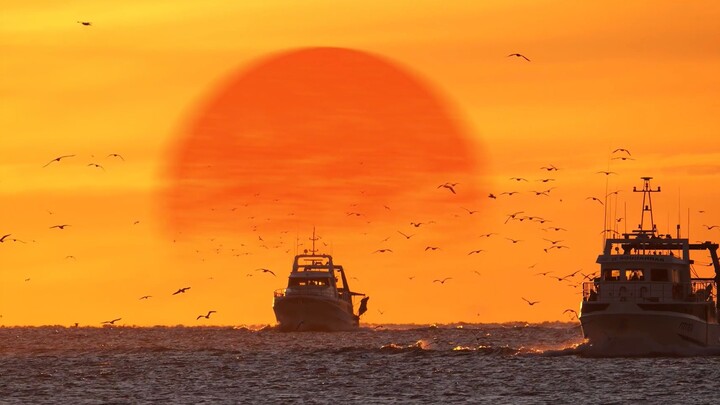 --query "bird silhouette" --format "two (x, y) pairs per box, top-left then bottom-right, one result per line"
(196, 310), (217, 320)
(488, 193), (497, 199)
(563, 309), (578, 319)
(49, 224), (71, 229)
(438, 183), (456, 194)
(0, 234), (11, 243)
(596, 171), (617, 176)
(433, 277), (452, 284)
(612, 148), (631, 155)
(397, 231), (415, 239)
(172, 287), (191, 295)
(508, 53), (531, 61)
(468, 249), (485, 255)
(424, 246), (440, 251)
(256, 268), (276, 276)
(410, 222), (424, 227)
(139, 295), (152, 300)
(510, 177), (528, 182)
(102, 318), (121, 325)
(506, 238), (522, 244)
(462, 207), (480, 214)
(522, 298), (539, 306)
(504, 211), (524, 224)
(586, 197), (604, 205)
(543, 238), (564, 245)
(612, 156), (634, 161)
(107, 153), (124, 160)
(540, 165), (558, 171)
(77, 21), (92, 26)
(373, 249), (393, 253)
(43, 155), (75, 167)
(87, 163), (105, 171)
(702, 225), (719, 230)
